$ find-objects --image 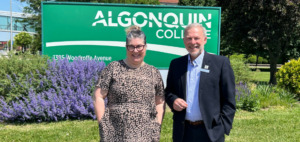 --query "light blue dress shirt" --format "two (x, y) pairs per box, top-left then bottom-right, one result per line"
(185, 52), (204, 121)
